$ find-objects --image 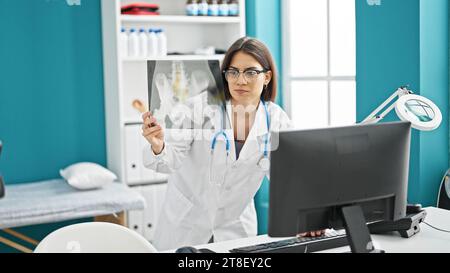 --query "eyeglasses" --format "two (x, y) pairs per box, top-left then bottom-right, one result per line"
(223, 68), (268, 83)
